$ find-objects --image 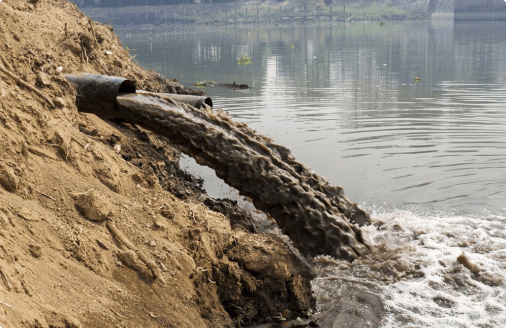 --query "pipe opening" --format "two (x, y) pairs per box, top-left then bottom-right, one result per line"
(118, 80), (136, 94)
(204, 97), (213, 108)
